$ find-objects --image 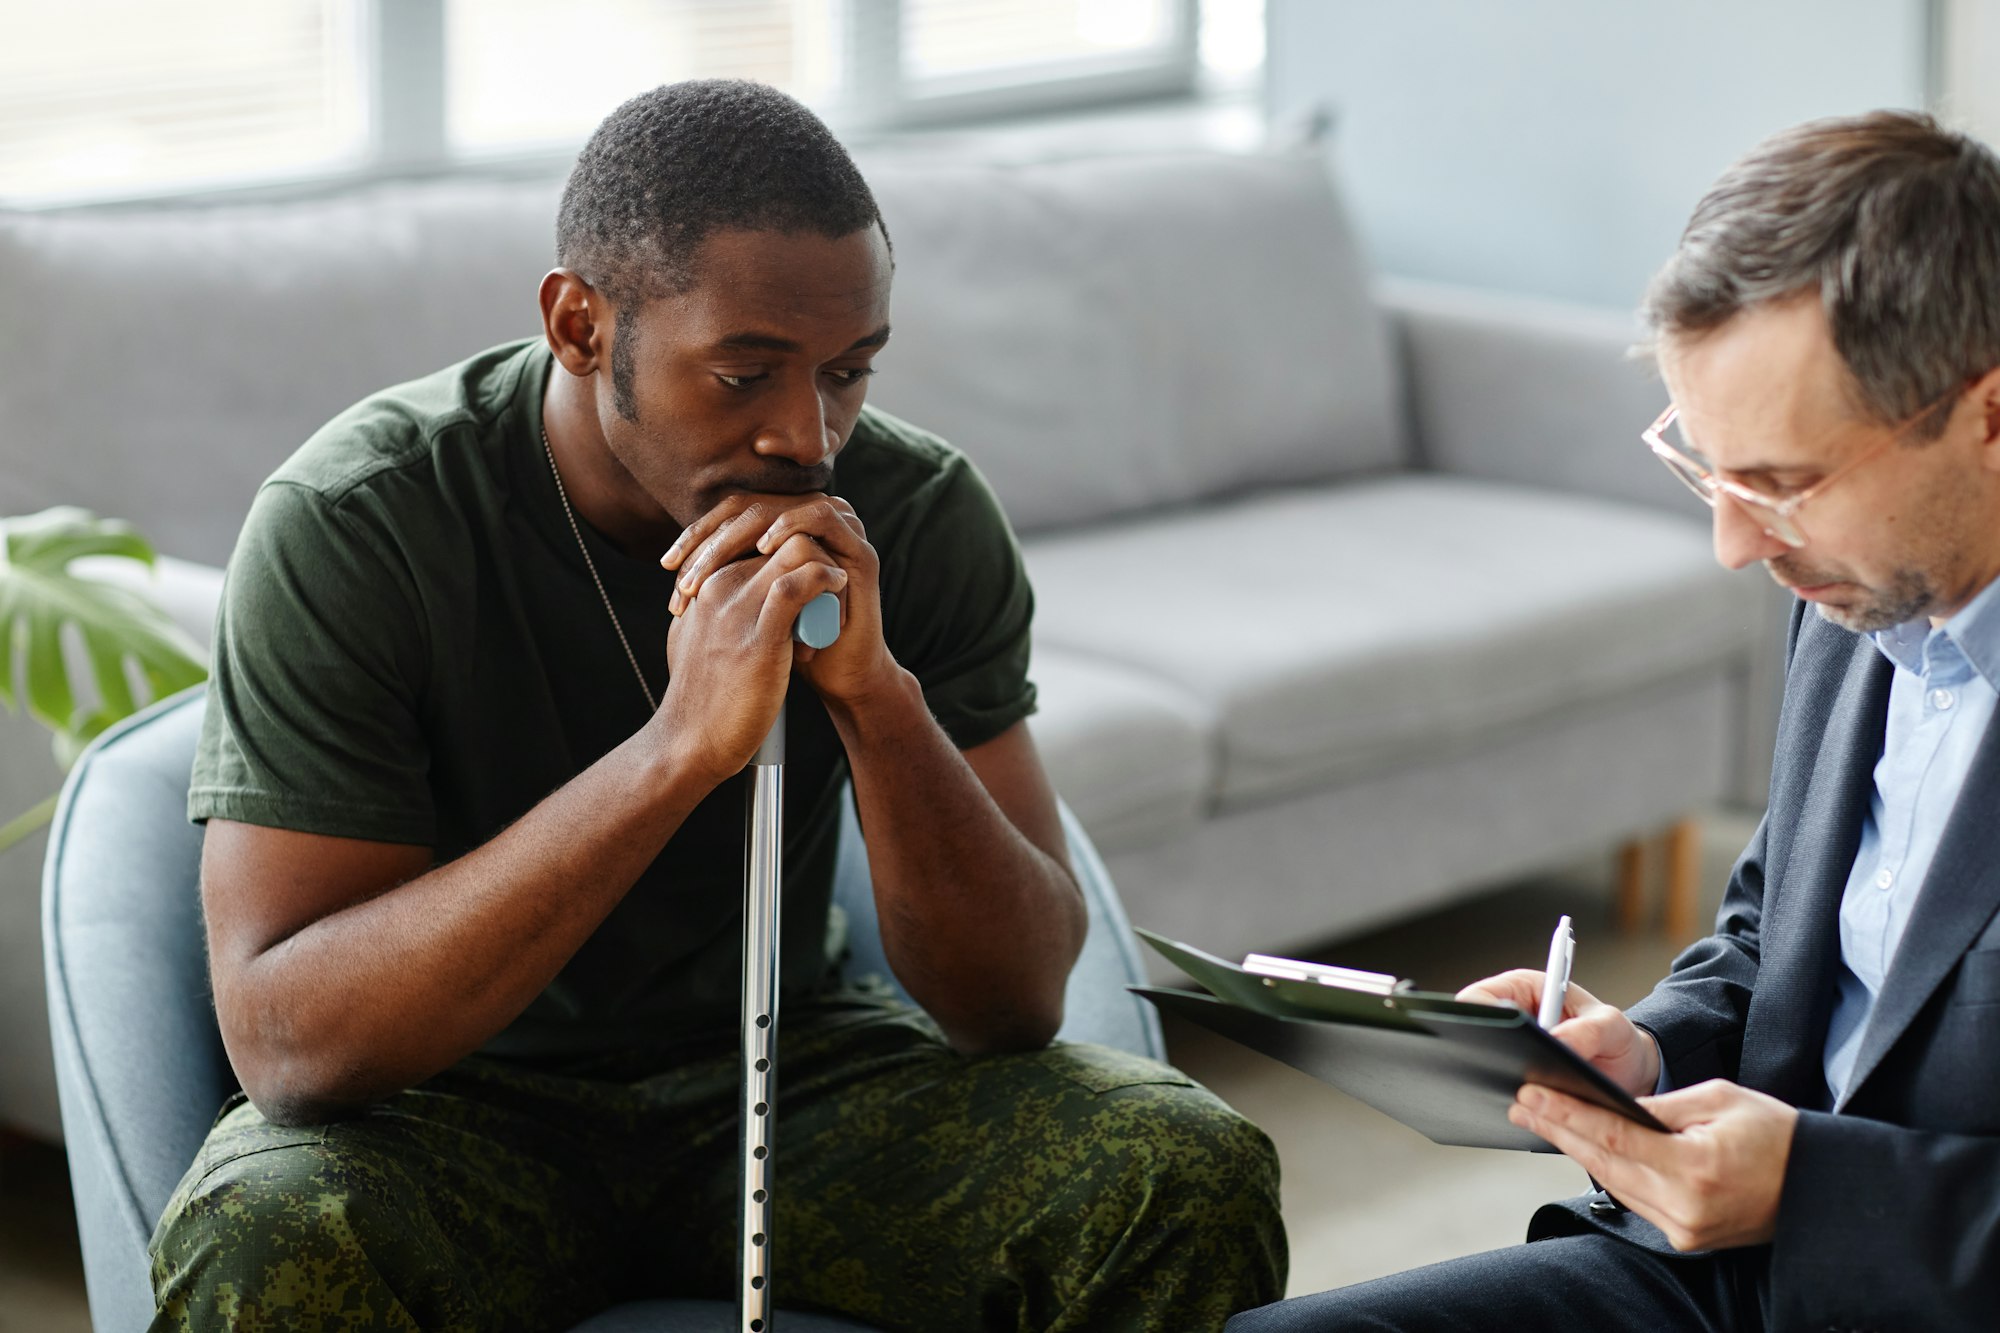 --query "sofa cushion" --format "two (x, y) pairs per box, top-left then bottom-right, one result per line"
(862, 149), (1408, 534)
(1023, 474), (1760, 809)
(0, 176), (563, 566)
(1025, 645), (1213, 854)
